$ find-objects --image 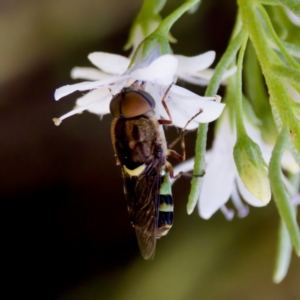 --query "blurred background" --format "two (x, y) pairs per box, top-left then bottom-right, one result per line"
(1, 0), (300, 299)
